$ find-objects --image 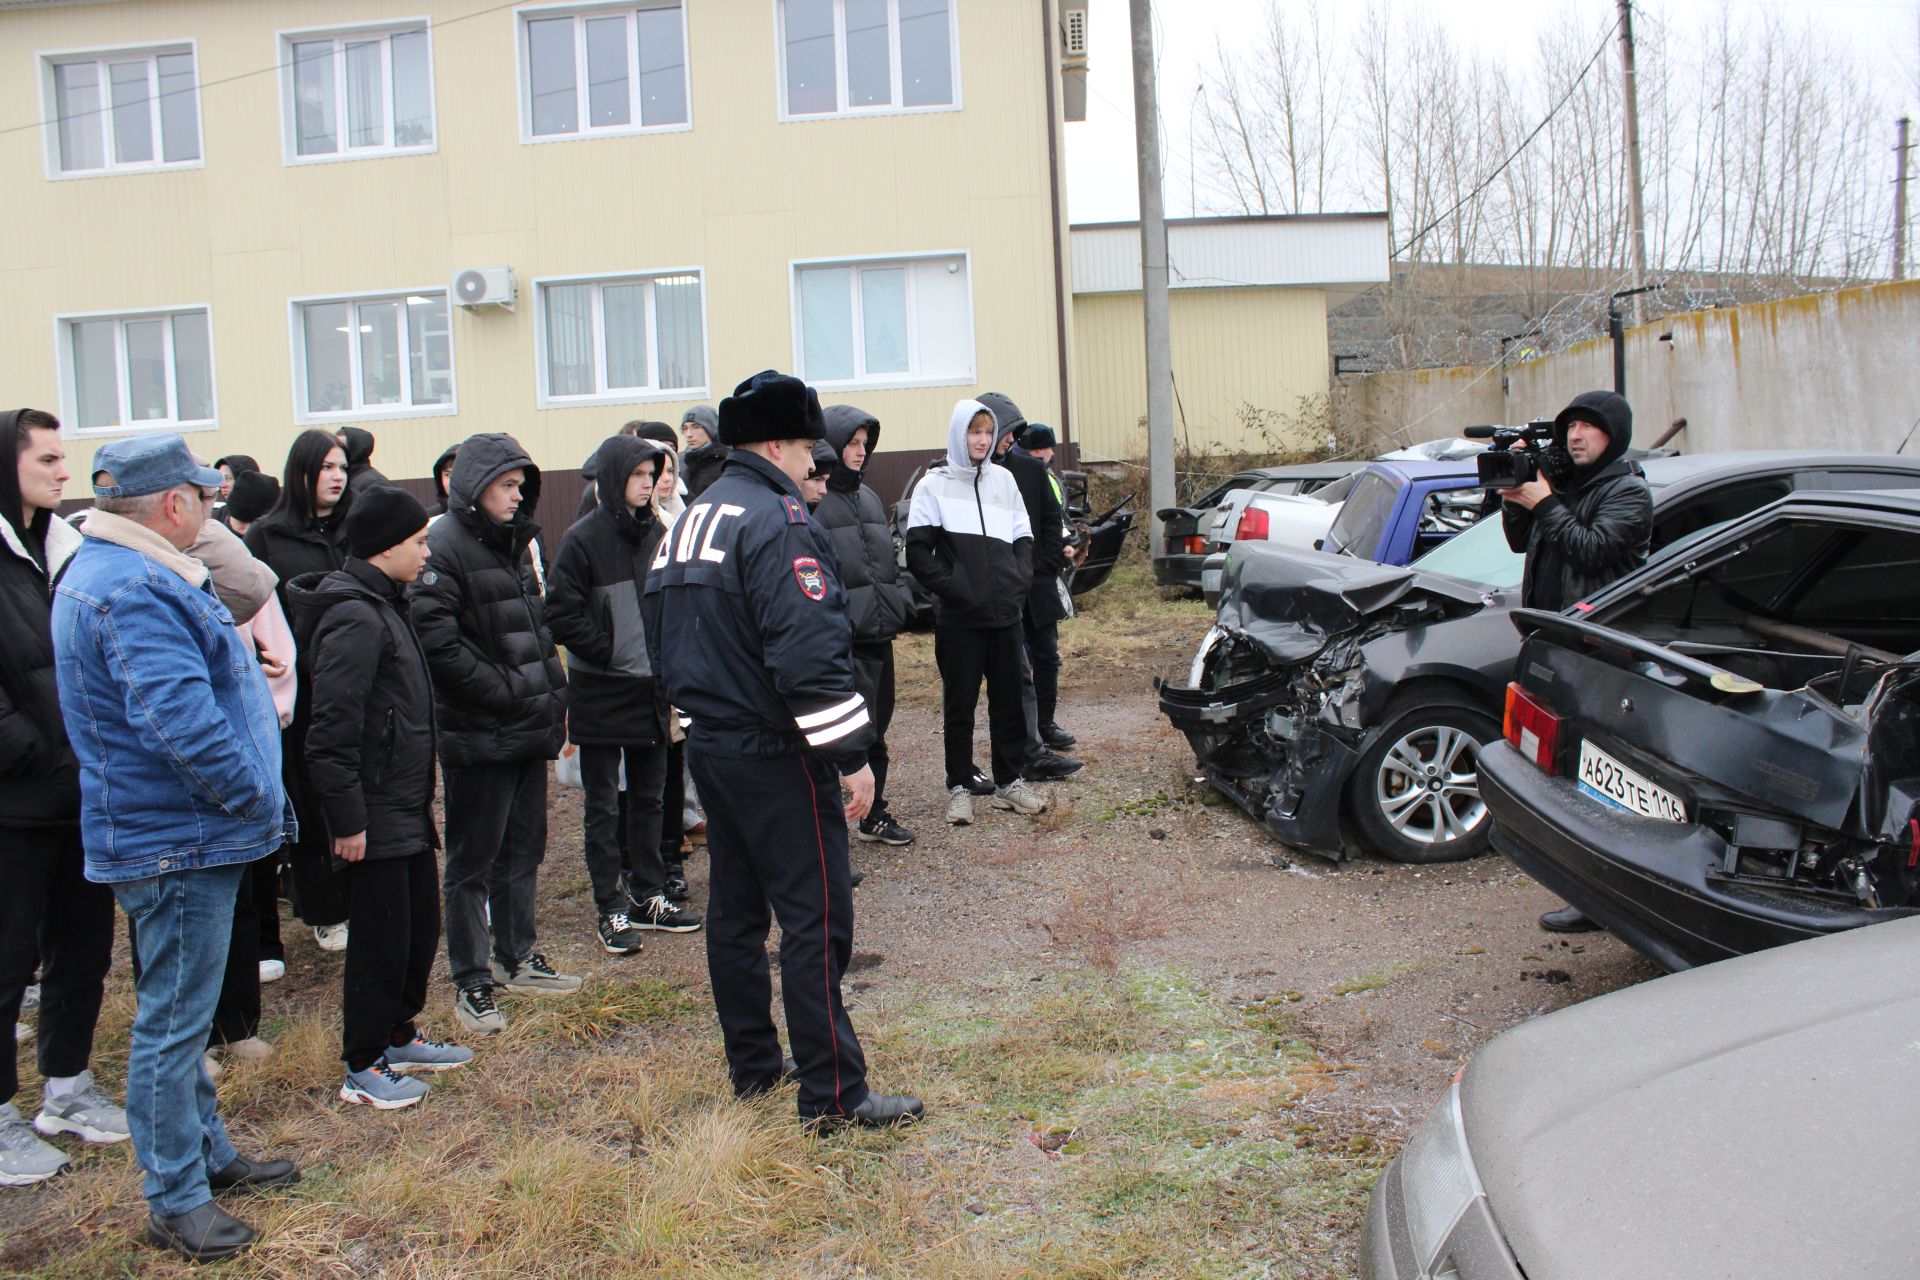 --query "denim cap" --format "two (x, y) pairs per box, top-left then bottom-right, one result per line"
(91, 433), (227, 498)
